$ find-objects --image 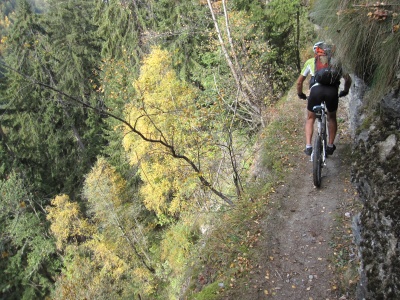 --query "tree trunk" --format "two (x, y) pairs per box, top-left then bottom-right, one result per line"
(207, 0), (262, 124)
